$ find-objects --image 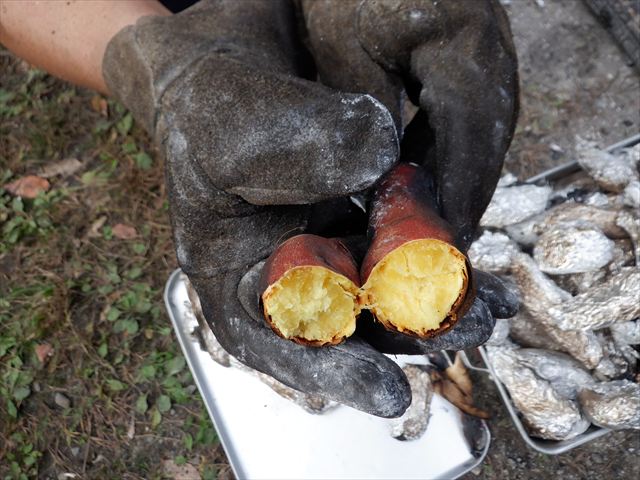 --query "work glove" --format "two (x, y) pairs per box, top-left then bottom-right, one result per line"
(300, 0), (519, 250)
